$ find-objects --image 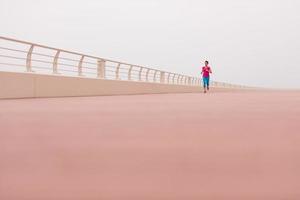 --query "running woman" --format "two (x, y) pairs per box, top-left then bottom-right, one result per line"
(201, 61), (212, 93)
